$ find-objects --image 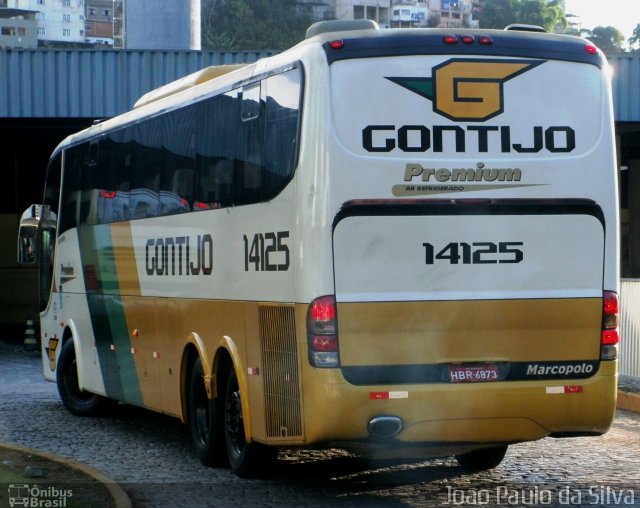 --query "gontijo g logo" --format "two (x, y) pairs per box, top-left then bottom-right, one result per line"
(387, 58), (544, 122)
